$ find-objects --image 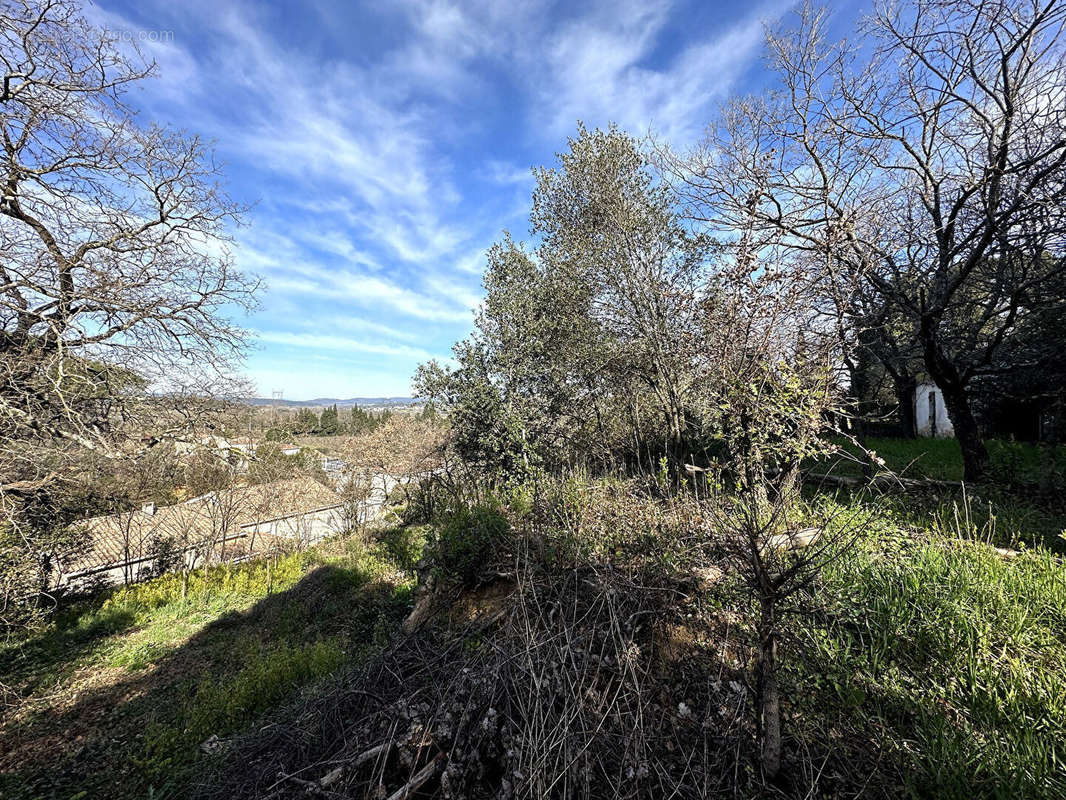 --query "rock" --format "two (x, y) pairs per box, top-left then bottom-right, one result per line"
(402, 574), (439, 633)
(763, 526), (822, 552)
(691, 565), (725, 590)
